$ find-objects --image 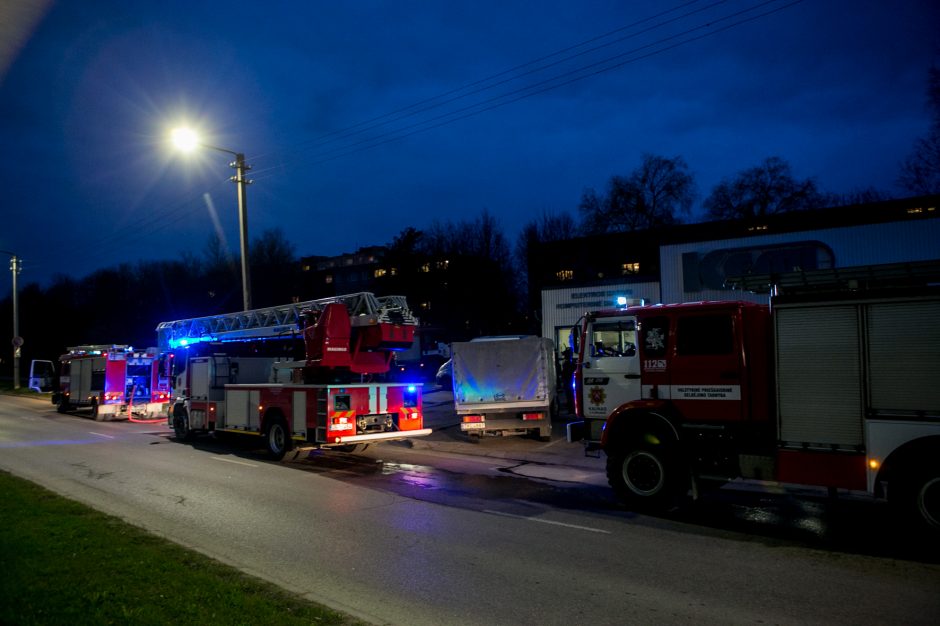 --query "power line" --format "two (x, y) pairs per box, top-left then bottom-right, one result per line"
(250, 0), (716, 162)
(250, 0), (802, 177)
(52, 0), (805, 276)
